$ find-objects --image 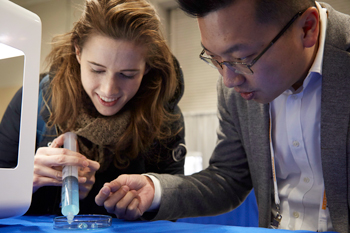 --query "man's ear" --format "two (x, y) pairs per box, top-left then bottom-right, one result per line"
(75, 44), (81, 64)
(300, 7), (320, 48)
